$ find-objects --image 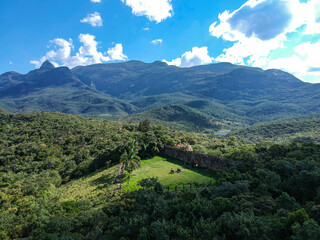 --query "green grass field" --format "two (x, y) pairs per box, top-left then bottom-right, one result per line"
(122, 156), (216, 191)
(59, 156), (217, 204)
(59, 164), (119, 206)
